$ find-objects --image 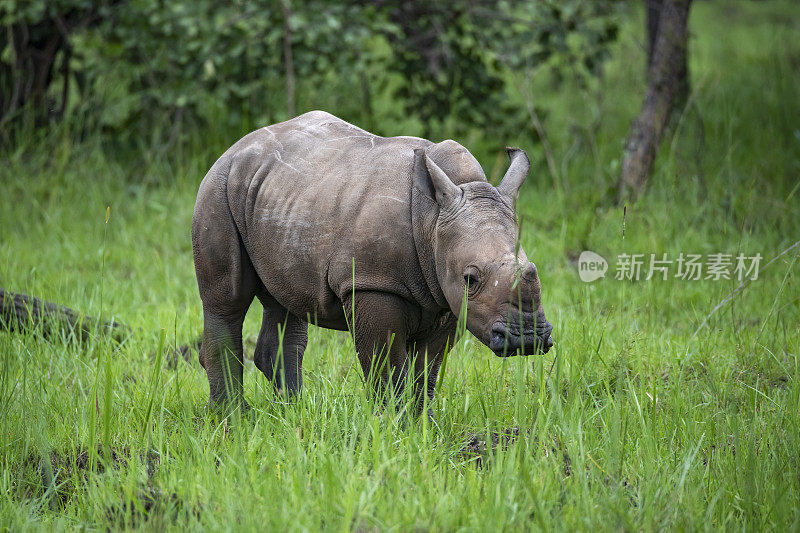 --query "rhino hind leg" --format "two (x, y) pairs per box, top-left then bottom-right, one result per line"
(198, 309), (251, 410)
(254, 292), (308, 400)
(192, 170), (259, 411)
